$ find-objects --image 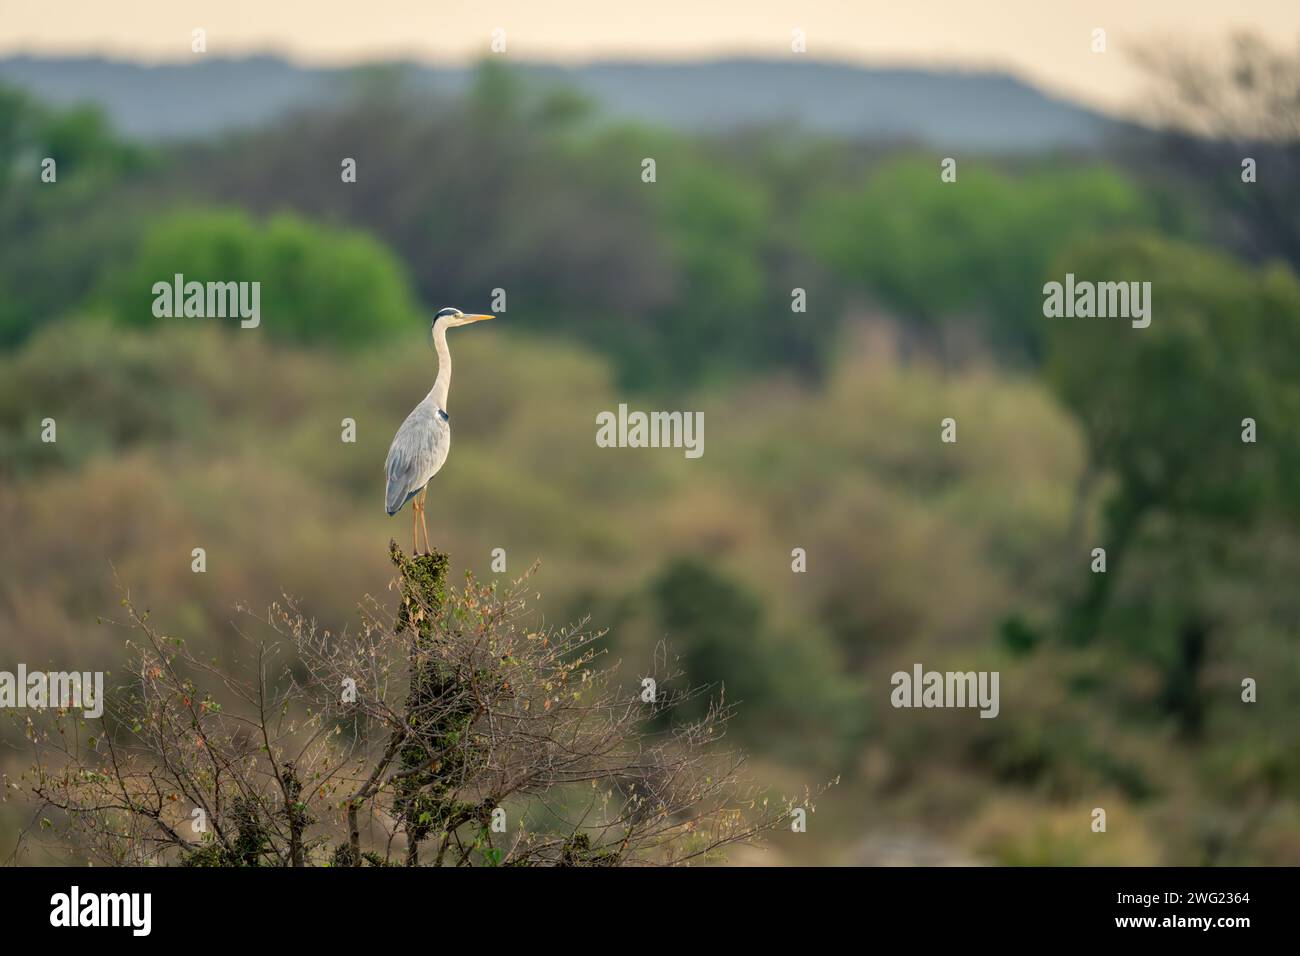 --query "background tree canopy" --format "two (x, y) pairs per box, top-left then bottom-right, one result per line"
(103, 209), (421, 345)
